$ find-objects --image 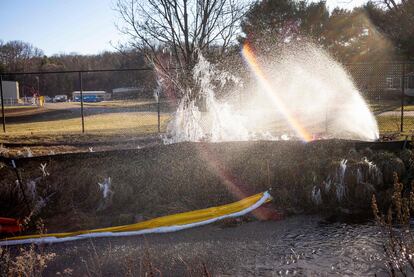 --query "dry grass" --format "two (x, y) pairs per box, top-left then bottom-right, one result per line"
(3, 106), (44, 117)
(372, 174), (414, 276)
(4, 105), (37, 110)
(72, 240), (214, 277)
(0, 140), (411, 233)
(0, 112), (170, 136)
(1, 241), (213, 277)
(393, 105), (414, 112)
(71, 99), (164, 108)
(0, 244), (57, 277)
(0, 142), (411, 276)
(0, 132), (156, 146)
(2, 98), (414, 143)
(377, 115), (414, 134)
(0, 99), (173, 144)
